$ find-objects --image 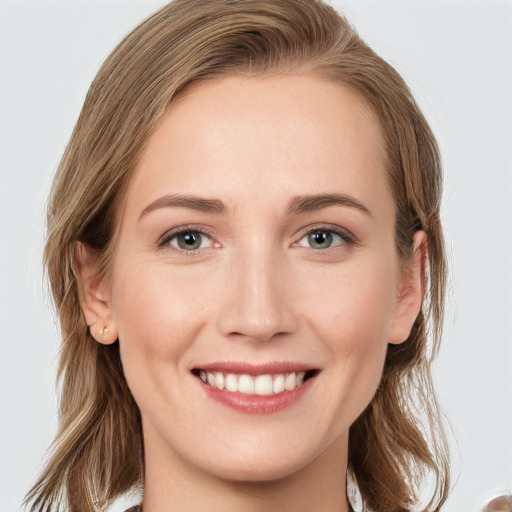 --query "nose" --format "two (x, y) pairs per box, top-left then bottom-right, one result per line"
(217, 249), (298, 343)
